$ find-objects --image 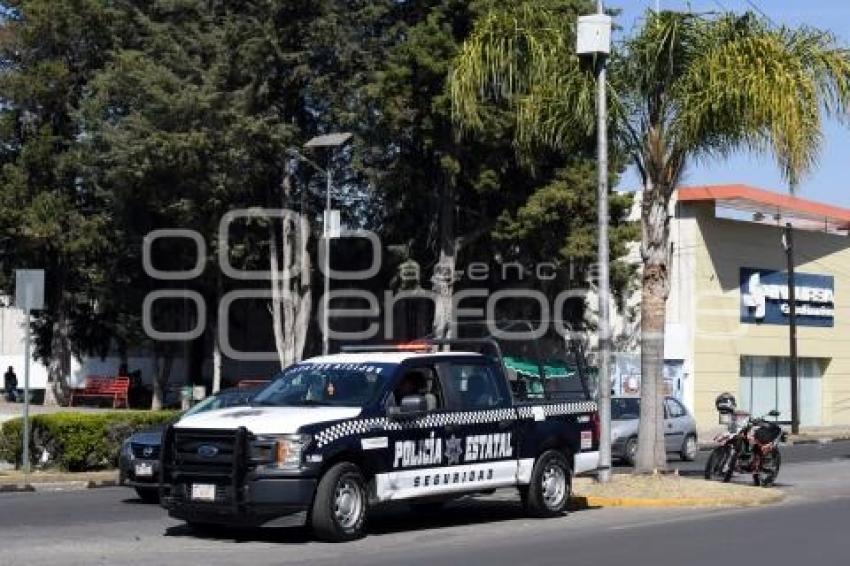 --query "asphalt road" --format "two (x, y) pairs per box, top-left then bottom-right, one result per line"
(1, 446), (849, 566)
